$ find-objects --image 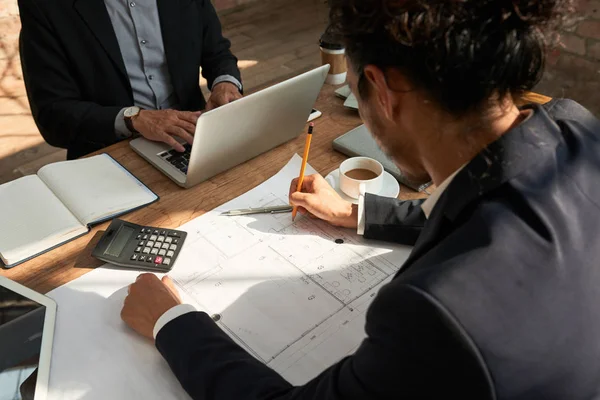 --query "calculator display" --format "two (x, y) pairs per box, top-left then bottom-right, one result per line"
(105, 226), (135, 257)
